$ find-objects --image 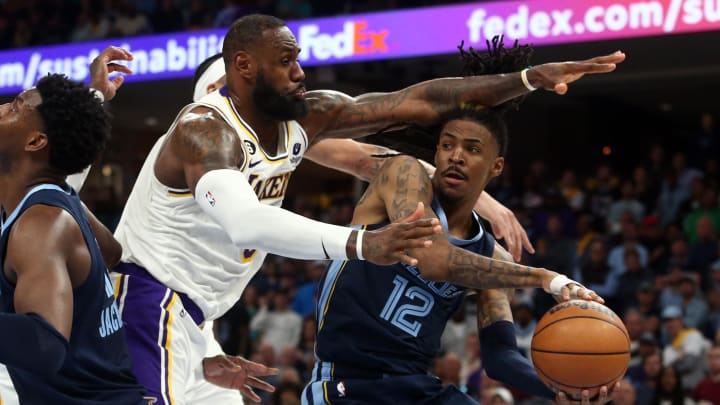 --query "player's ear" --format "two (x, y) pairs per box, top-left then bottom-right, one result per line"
(233, 51), (254, 80)
(490, 157), (504, 178)
(25, 130), (48, 153)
